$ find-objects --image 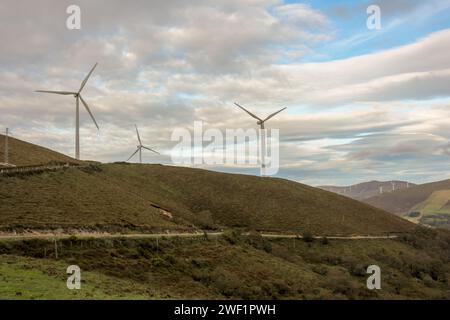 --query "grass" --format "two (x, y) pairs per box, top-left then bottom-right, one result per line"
(0, 166), (183, 233)
(0, 134), (82, 167)
(405, 190), (450, 228)
(0, 163), (414, 235)
(365, 179), (450, 216)
(0, 228), (449, 299)
(0, 255), (153, 299)
(1, 130), (448, 300)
